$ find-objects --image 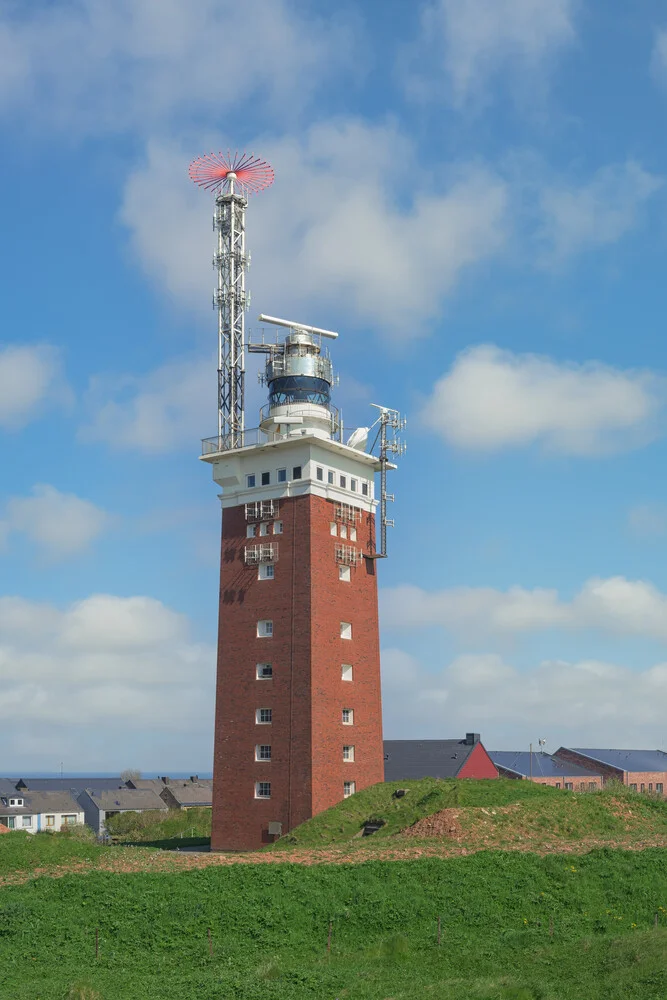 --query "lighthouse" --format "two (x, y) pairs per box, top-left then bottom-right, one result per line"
(190, 151), (402, 851)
